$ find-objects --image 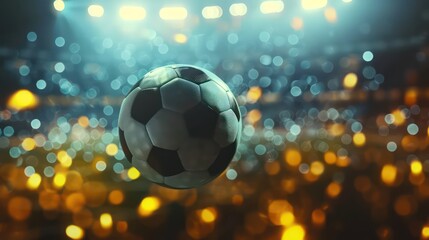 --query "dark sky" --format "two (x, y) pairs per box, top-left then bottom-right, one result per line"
(0, 0), (428, 107)
(0, 1), (56, 107)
